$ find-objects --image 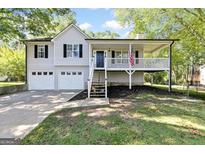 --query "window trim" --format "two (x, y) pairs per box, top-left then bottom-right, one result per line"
(114, 50), (128, 64)
(37, 45), (46, 58)
(65, 44), (80, 58)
